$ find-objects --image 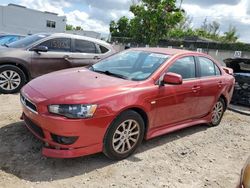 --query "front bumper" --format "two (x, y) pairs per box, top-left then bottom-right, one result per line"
(21, 109), (114, 158)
